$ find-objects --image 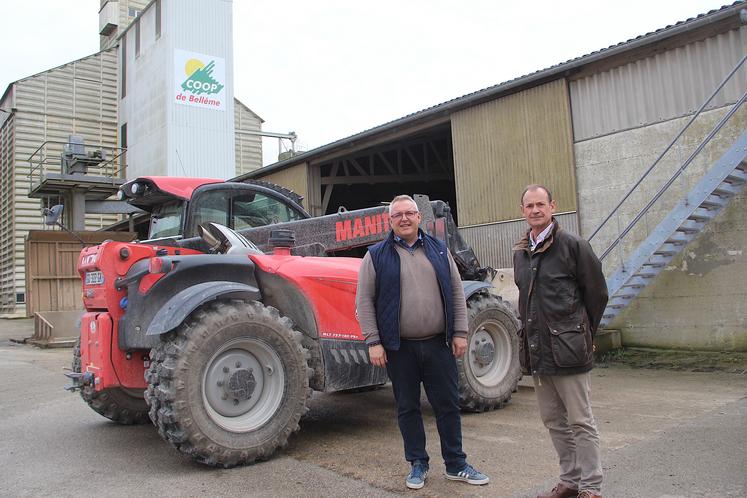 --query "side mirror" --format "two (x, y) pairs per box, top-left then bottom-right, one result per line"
(41, 204), (87, 247)
(43, 205), (64, 226)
